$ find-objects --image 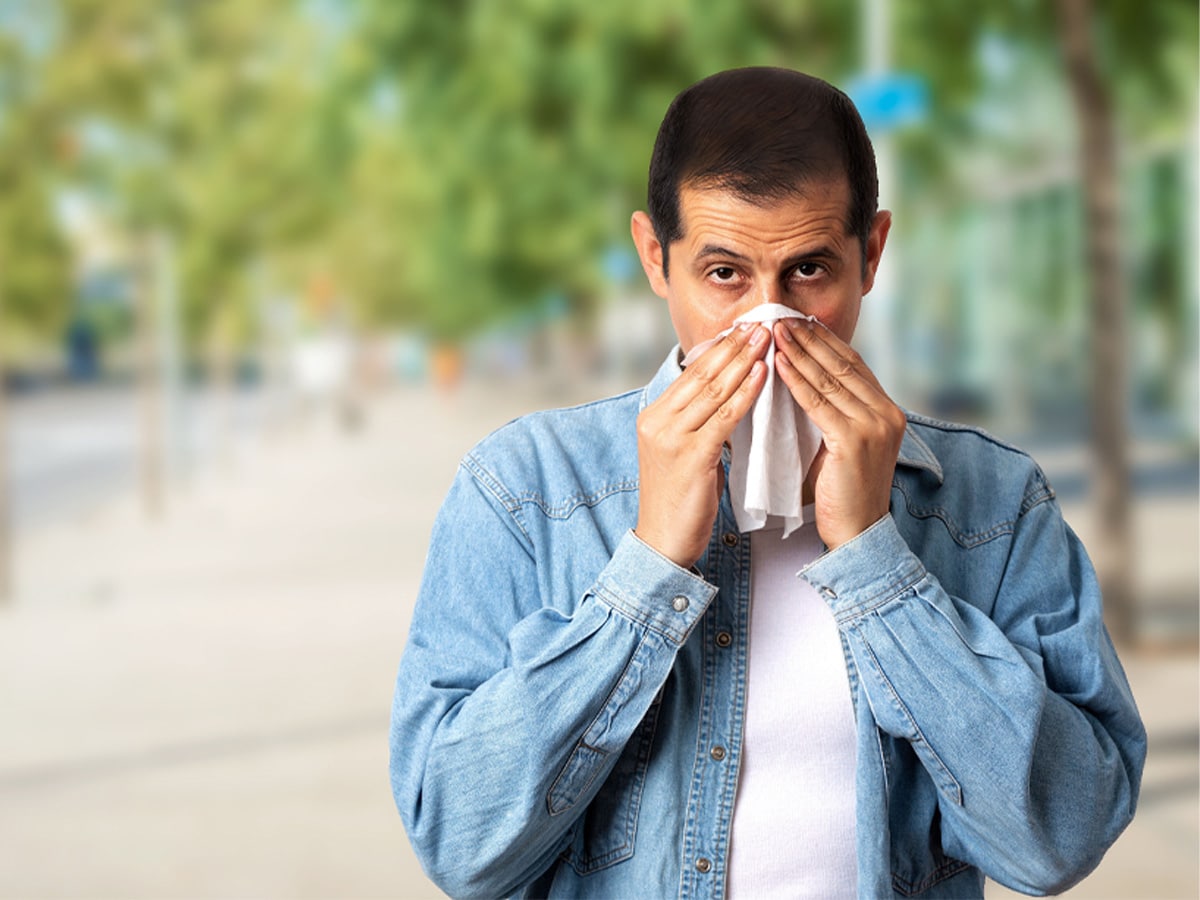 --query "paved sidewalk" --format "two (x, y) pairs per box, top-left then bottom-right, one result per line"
(0, 379), (1195, 898)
